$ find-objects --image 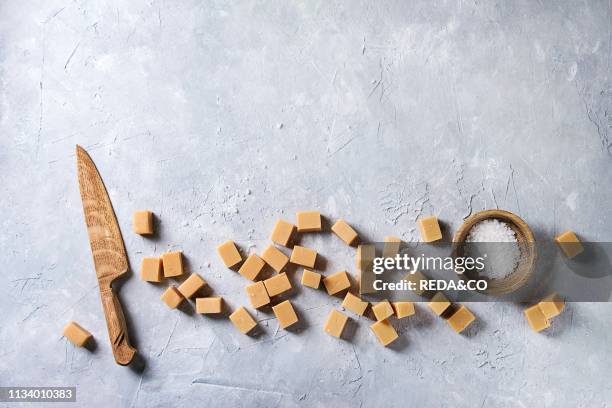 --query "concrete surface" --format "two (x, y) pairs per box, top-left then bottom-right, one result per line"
(1, 0), (611, 407)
